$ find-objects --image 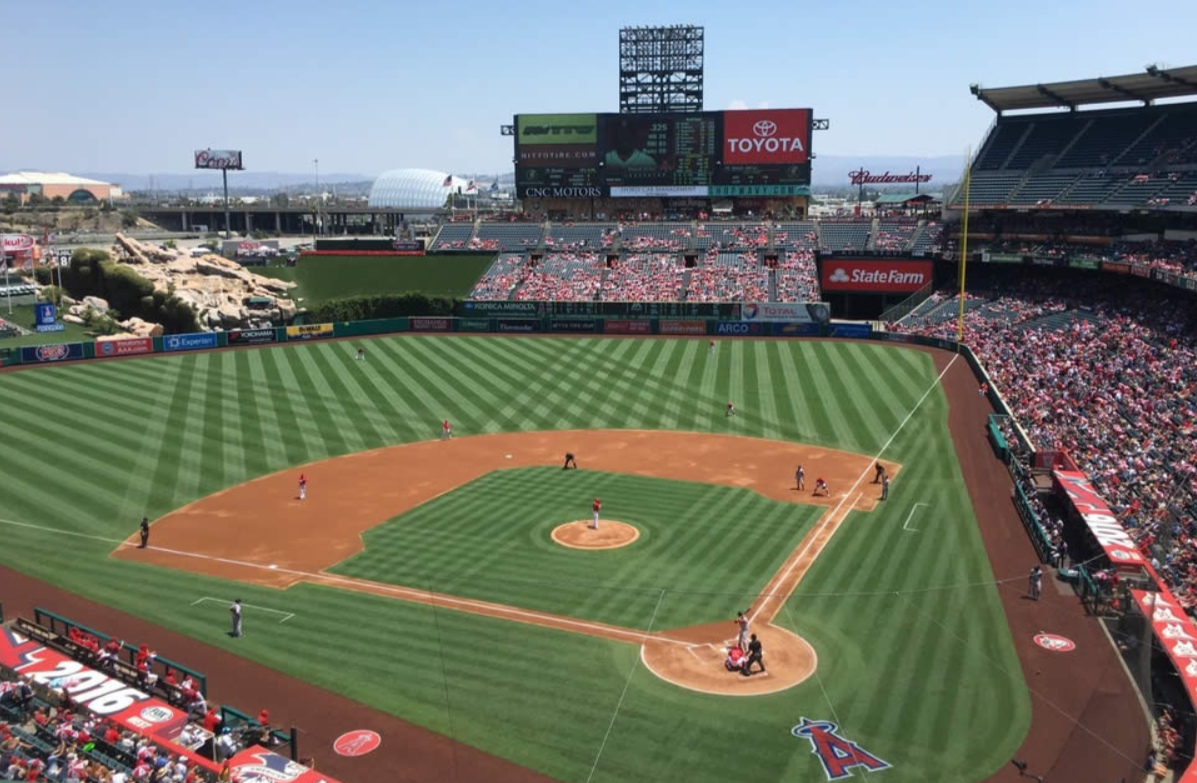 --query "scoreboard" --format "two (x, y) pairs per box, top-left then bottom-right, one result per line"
(515, 108), (812, 199)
